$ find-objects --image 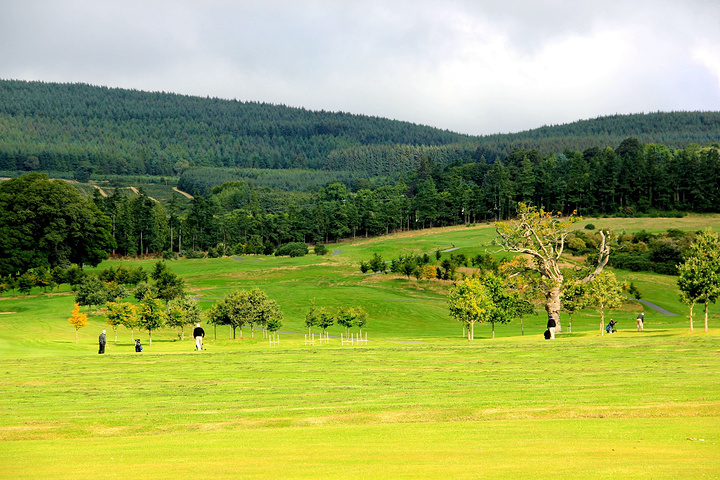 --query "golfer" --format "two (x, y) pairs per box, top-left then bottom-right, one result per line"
(193, 323), (205, 351)
(636, 312), (645, 331)
(547, 314), (557, 340)
(98, 329), (107, 354)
